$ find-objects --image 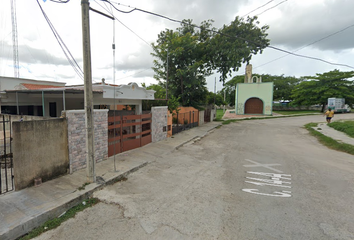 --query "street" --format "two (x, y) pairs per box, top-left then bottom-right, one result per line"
(35, 114), (354, 240)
